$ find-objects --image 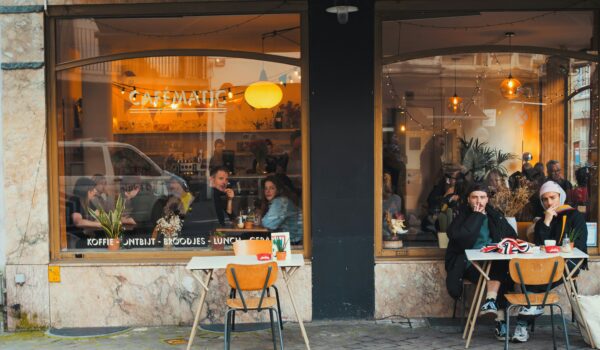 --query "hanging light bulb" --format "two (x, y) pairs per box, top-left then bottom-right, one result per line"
(400, 124), (406, 132)
(227, 88), (233, 99)
(500, 32), (521, 100)
(121, 87), (125, 95)
(447, 57), (463, 114)
(132, 86), (137, 101)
